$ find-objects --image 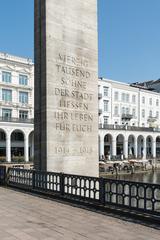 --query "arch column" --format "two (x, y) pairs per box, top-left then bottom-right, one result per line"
(24, 134), (29, 162)
(124, 138), (128, 159)
(137, 140), (141, 157)
(152, 139), (156, 158)
(99, 135), (104, 158)
(6, 133), (11, 163)
(143, 138), (146, 159)
(134, 138), (138, 159)
(112, 136), (117, 157)
(31, 134), (34, 157)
